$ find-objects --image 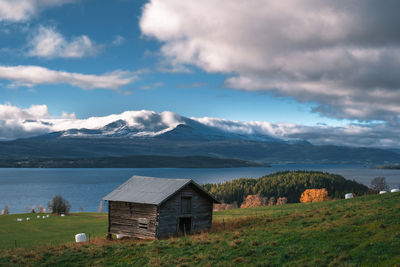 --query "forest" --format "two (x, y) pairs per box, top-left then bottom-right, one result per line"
(203, 170), (369, 205)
